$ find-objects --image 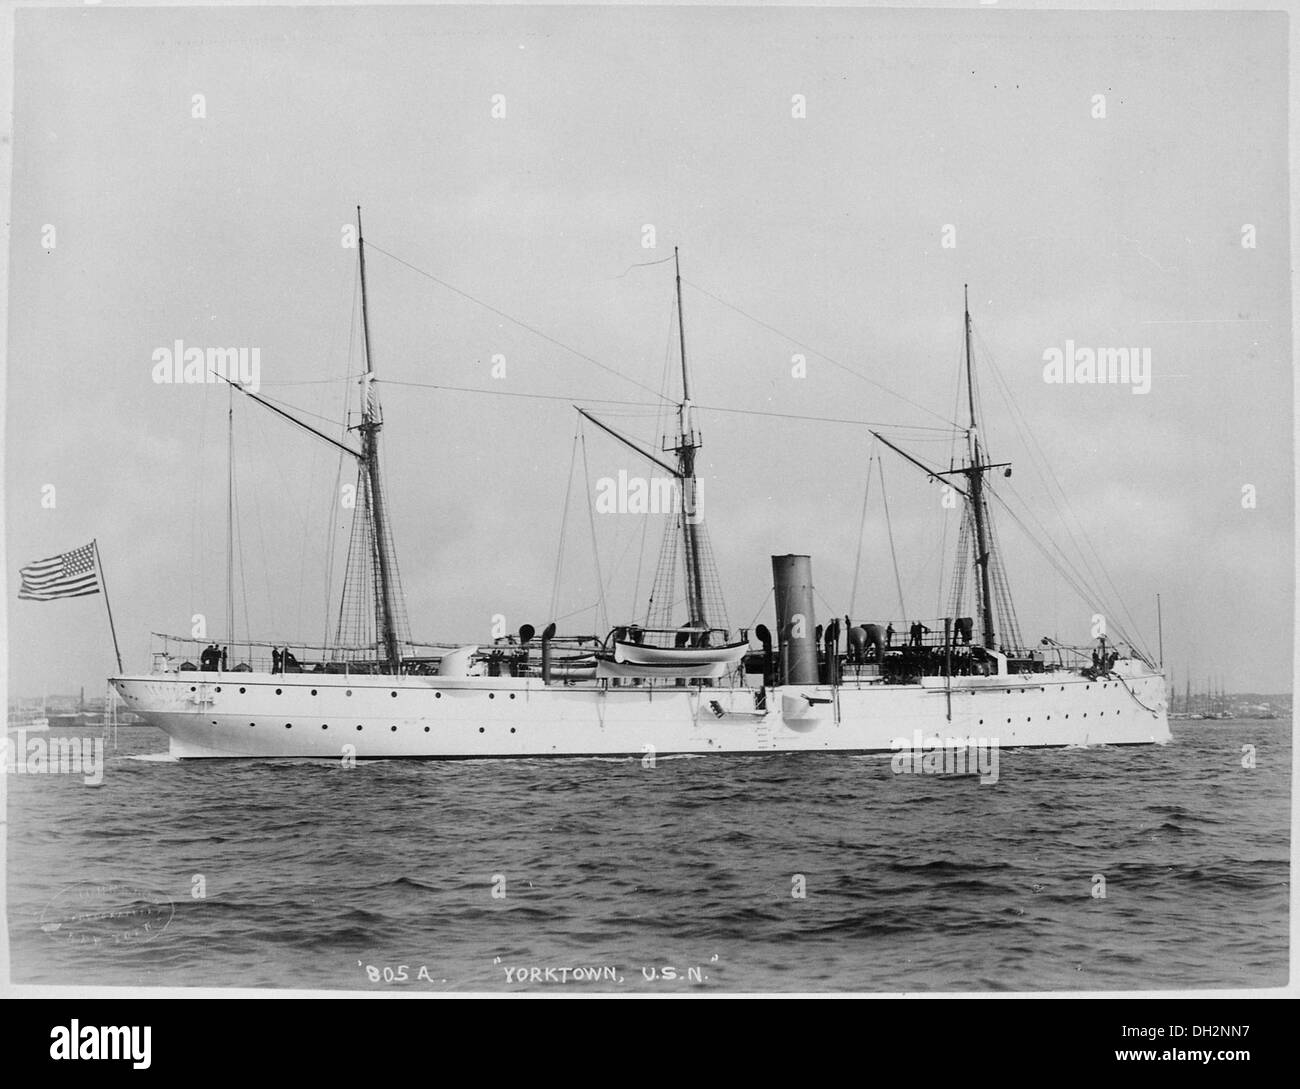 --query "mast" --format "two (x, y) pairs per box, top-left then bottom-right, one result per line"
(226, 381), (235, 647)
(964, 285), (996, 649)
(673, 247), (707, 631)
(356, 206), (403, 674)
